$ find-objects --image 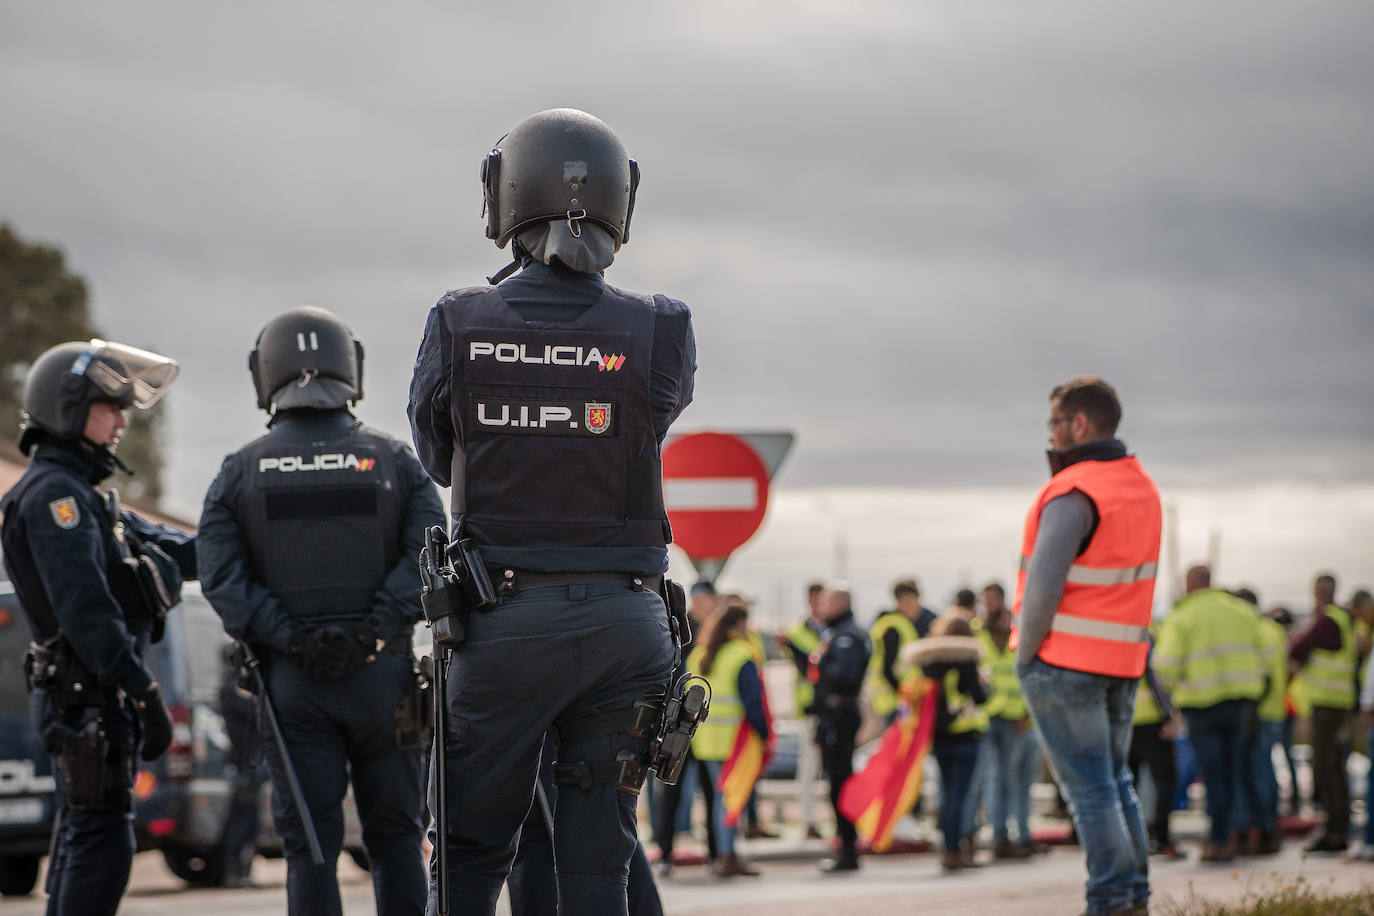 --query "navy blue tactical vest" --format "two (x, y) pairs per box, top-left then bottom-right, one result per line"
(236, 421), (404, 620)
(441, 285), (669, 552)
